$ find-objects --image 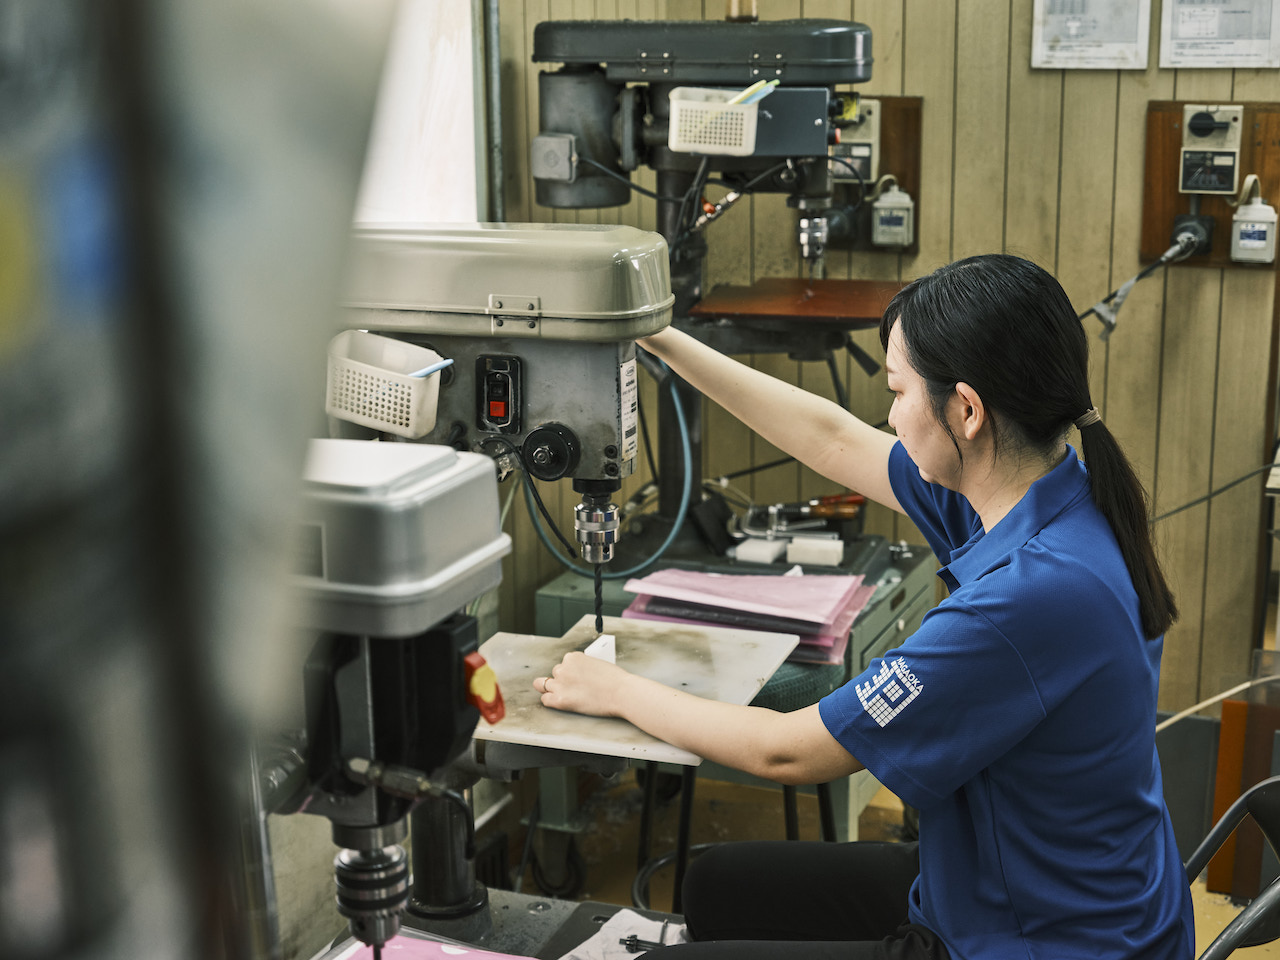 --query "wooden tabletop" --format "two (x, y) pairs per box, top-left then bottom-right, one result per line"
(689, 277), (907, 327)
